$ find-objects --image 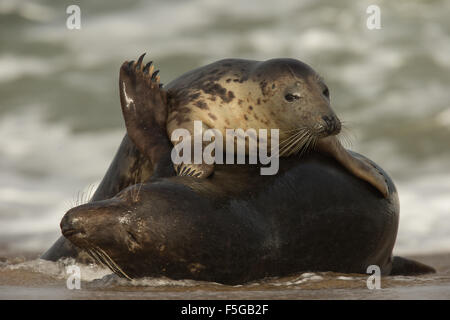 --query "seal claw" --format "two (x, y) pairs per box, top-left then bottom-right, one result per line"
(151, 70), (160, 81)
(184, 167), (192, 176)
(143, 61), (153, 74)
(136, 53), (146, 70)
(188, 170), (199, 177)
